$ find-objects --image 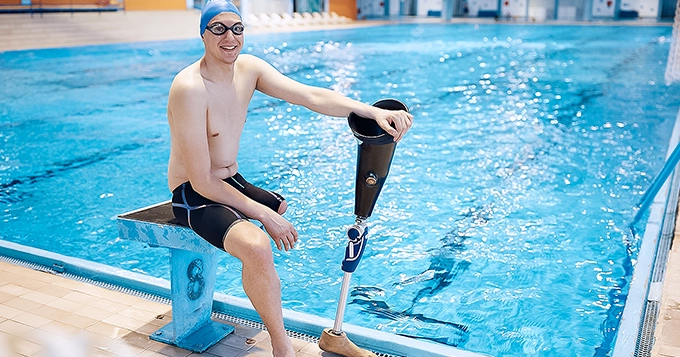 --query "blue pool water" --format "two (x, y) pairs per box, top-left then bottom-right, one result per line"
(2, 24), (679, 356)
